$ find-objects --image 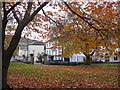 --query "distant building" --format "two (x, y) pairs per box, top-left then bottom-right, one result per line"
(45, 39), (120, 63)
(28, 41), (44, 63)
(17, 38), (45, 63)
(45, 40), (63, 61)
(92, 50), (120, 62)
(45, 40), (86, 62)
(17, 38), (33, 61)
